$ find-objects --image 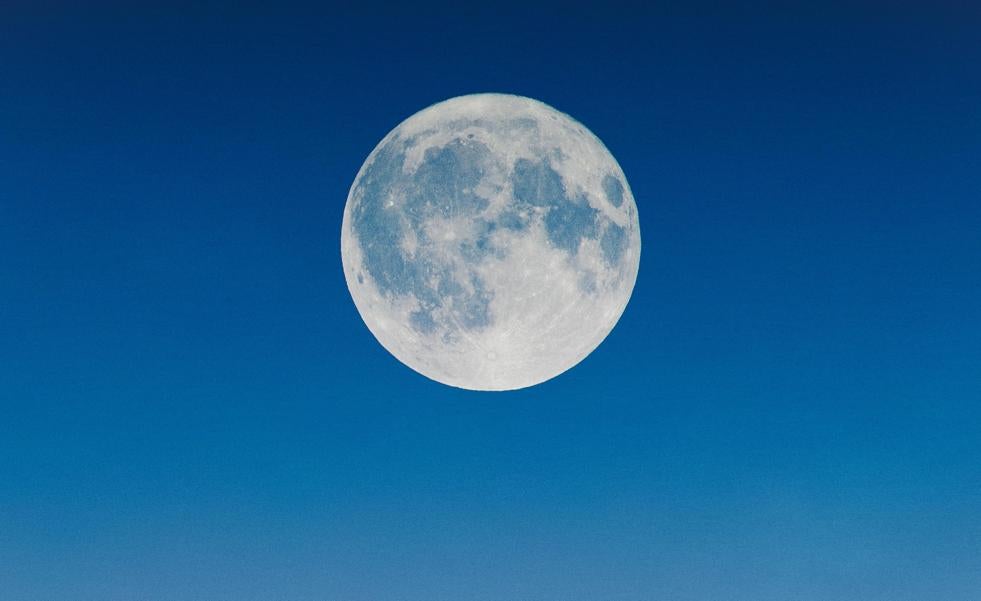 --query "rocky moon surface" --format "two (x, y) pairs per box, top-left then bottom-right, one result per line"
(341, 95), (640, 390)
